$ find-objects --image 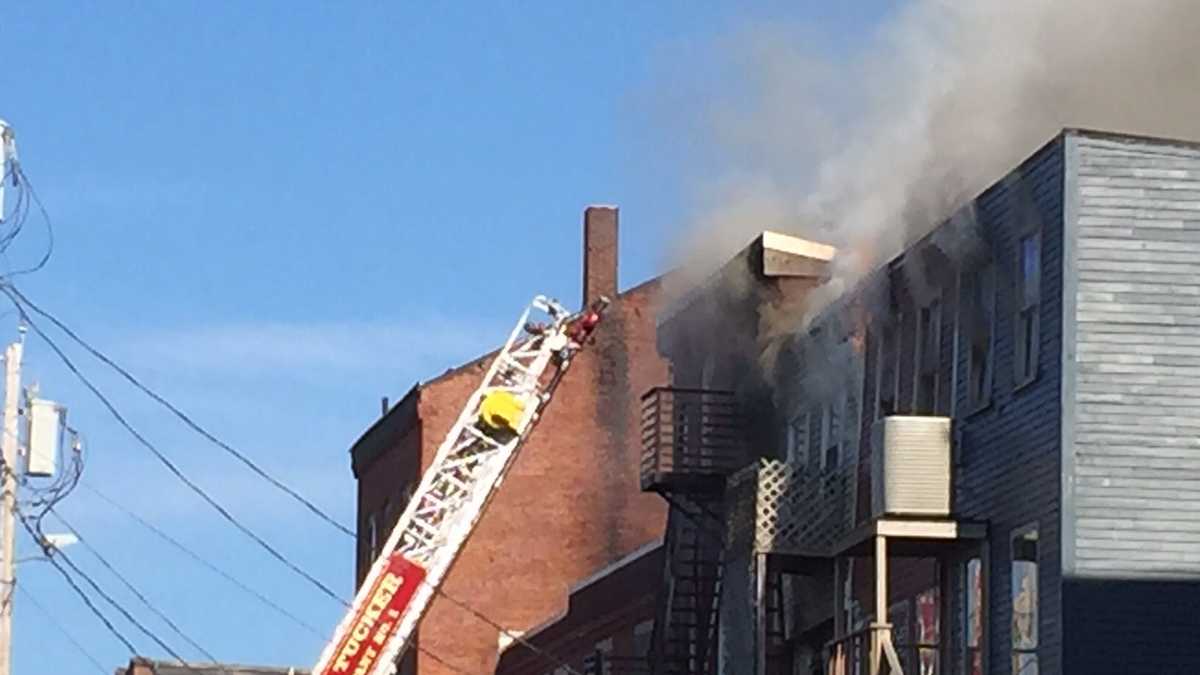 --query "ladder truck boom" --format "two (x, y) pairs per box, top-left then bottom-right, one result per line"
(314, 294), (609, 675)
